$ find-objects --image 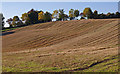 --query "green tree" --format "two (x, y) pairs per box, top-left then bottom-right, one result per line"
(98, 13), (106, 19)
(64, 14), (69, 21)
(116, 12), (120, 18)
(12, 16), (20, 27)
(107, 12), (111, 18)
(13, 16), (19, 21)
(58, 9), (65, 21)
(110, 13), (115, 18)
(74, 10), (79, 17)
(44, 11), (52, 22)
(83, 7), (93, 19)
(28, 9), (38, 24)
(94, 10), (98, 15)
(93, 10), (98, 19)
(69, 9), (74, 20)
(106, 12), (116, 18)
(12, 16), (23, 27)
